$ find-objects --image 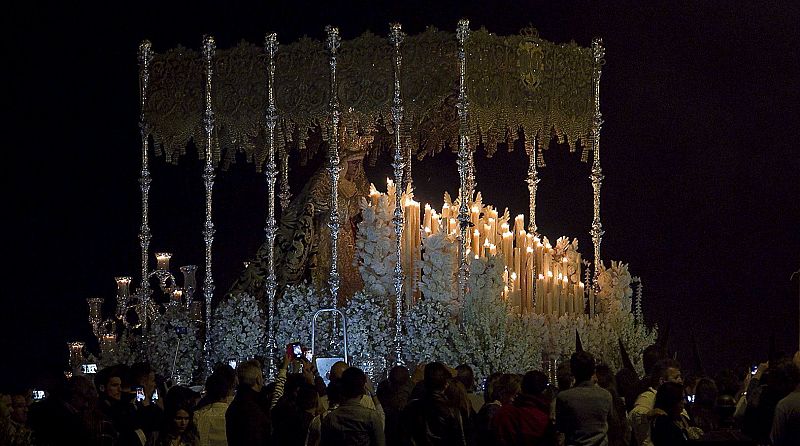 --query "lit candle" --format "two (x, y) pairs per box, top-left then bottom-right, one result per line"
(488, 217), (496, 245)
(472, 229), (480, 257)
(471, 205), (480, 228)
(155, 252), (172, 271)
(87, 297), (103, 320)
(171, 289), (183, 304)
(423, 204), (432, 230)
(502, 231), (513, 269)
(431, 211), (440, 234)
